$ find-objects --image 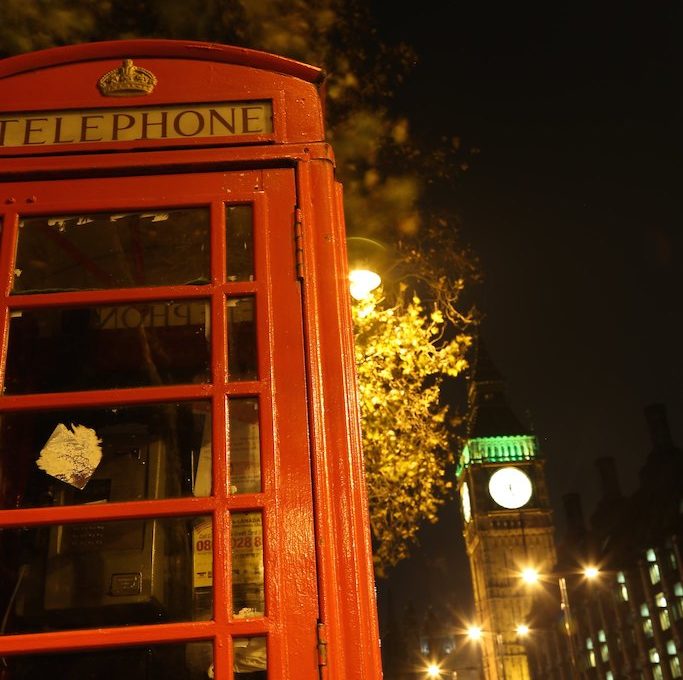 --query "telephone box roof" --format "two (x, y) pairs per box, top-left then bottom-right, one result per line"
(0, 39), (325, 85)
